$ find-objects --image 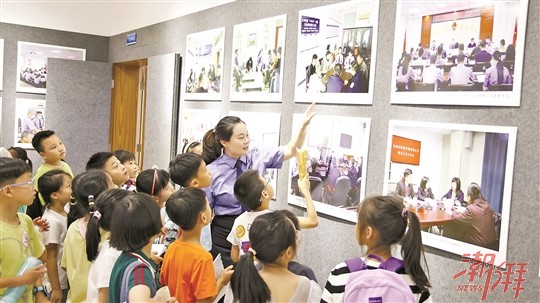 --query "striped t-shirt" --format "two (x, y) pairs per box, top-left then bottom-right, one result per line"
(321, 259), (431, 303)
